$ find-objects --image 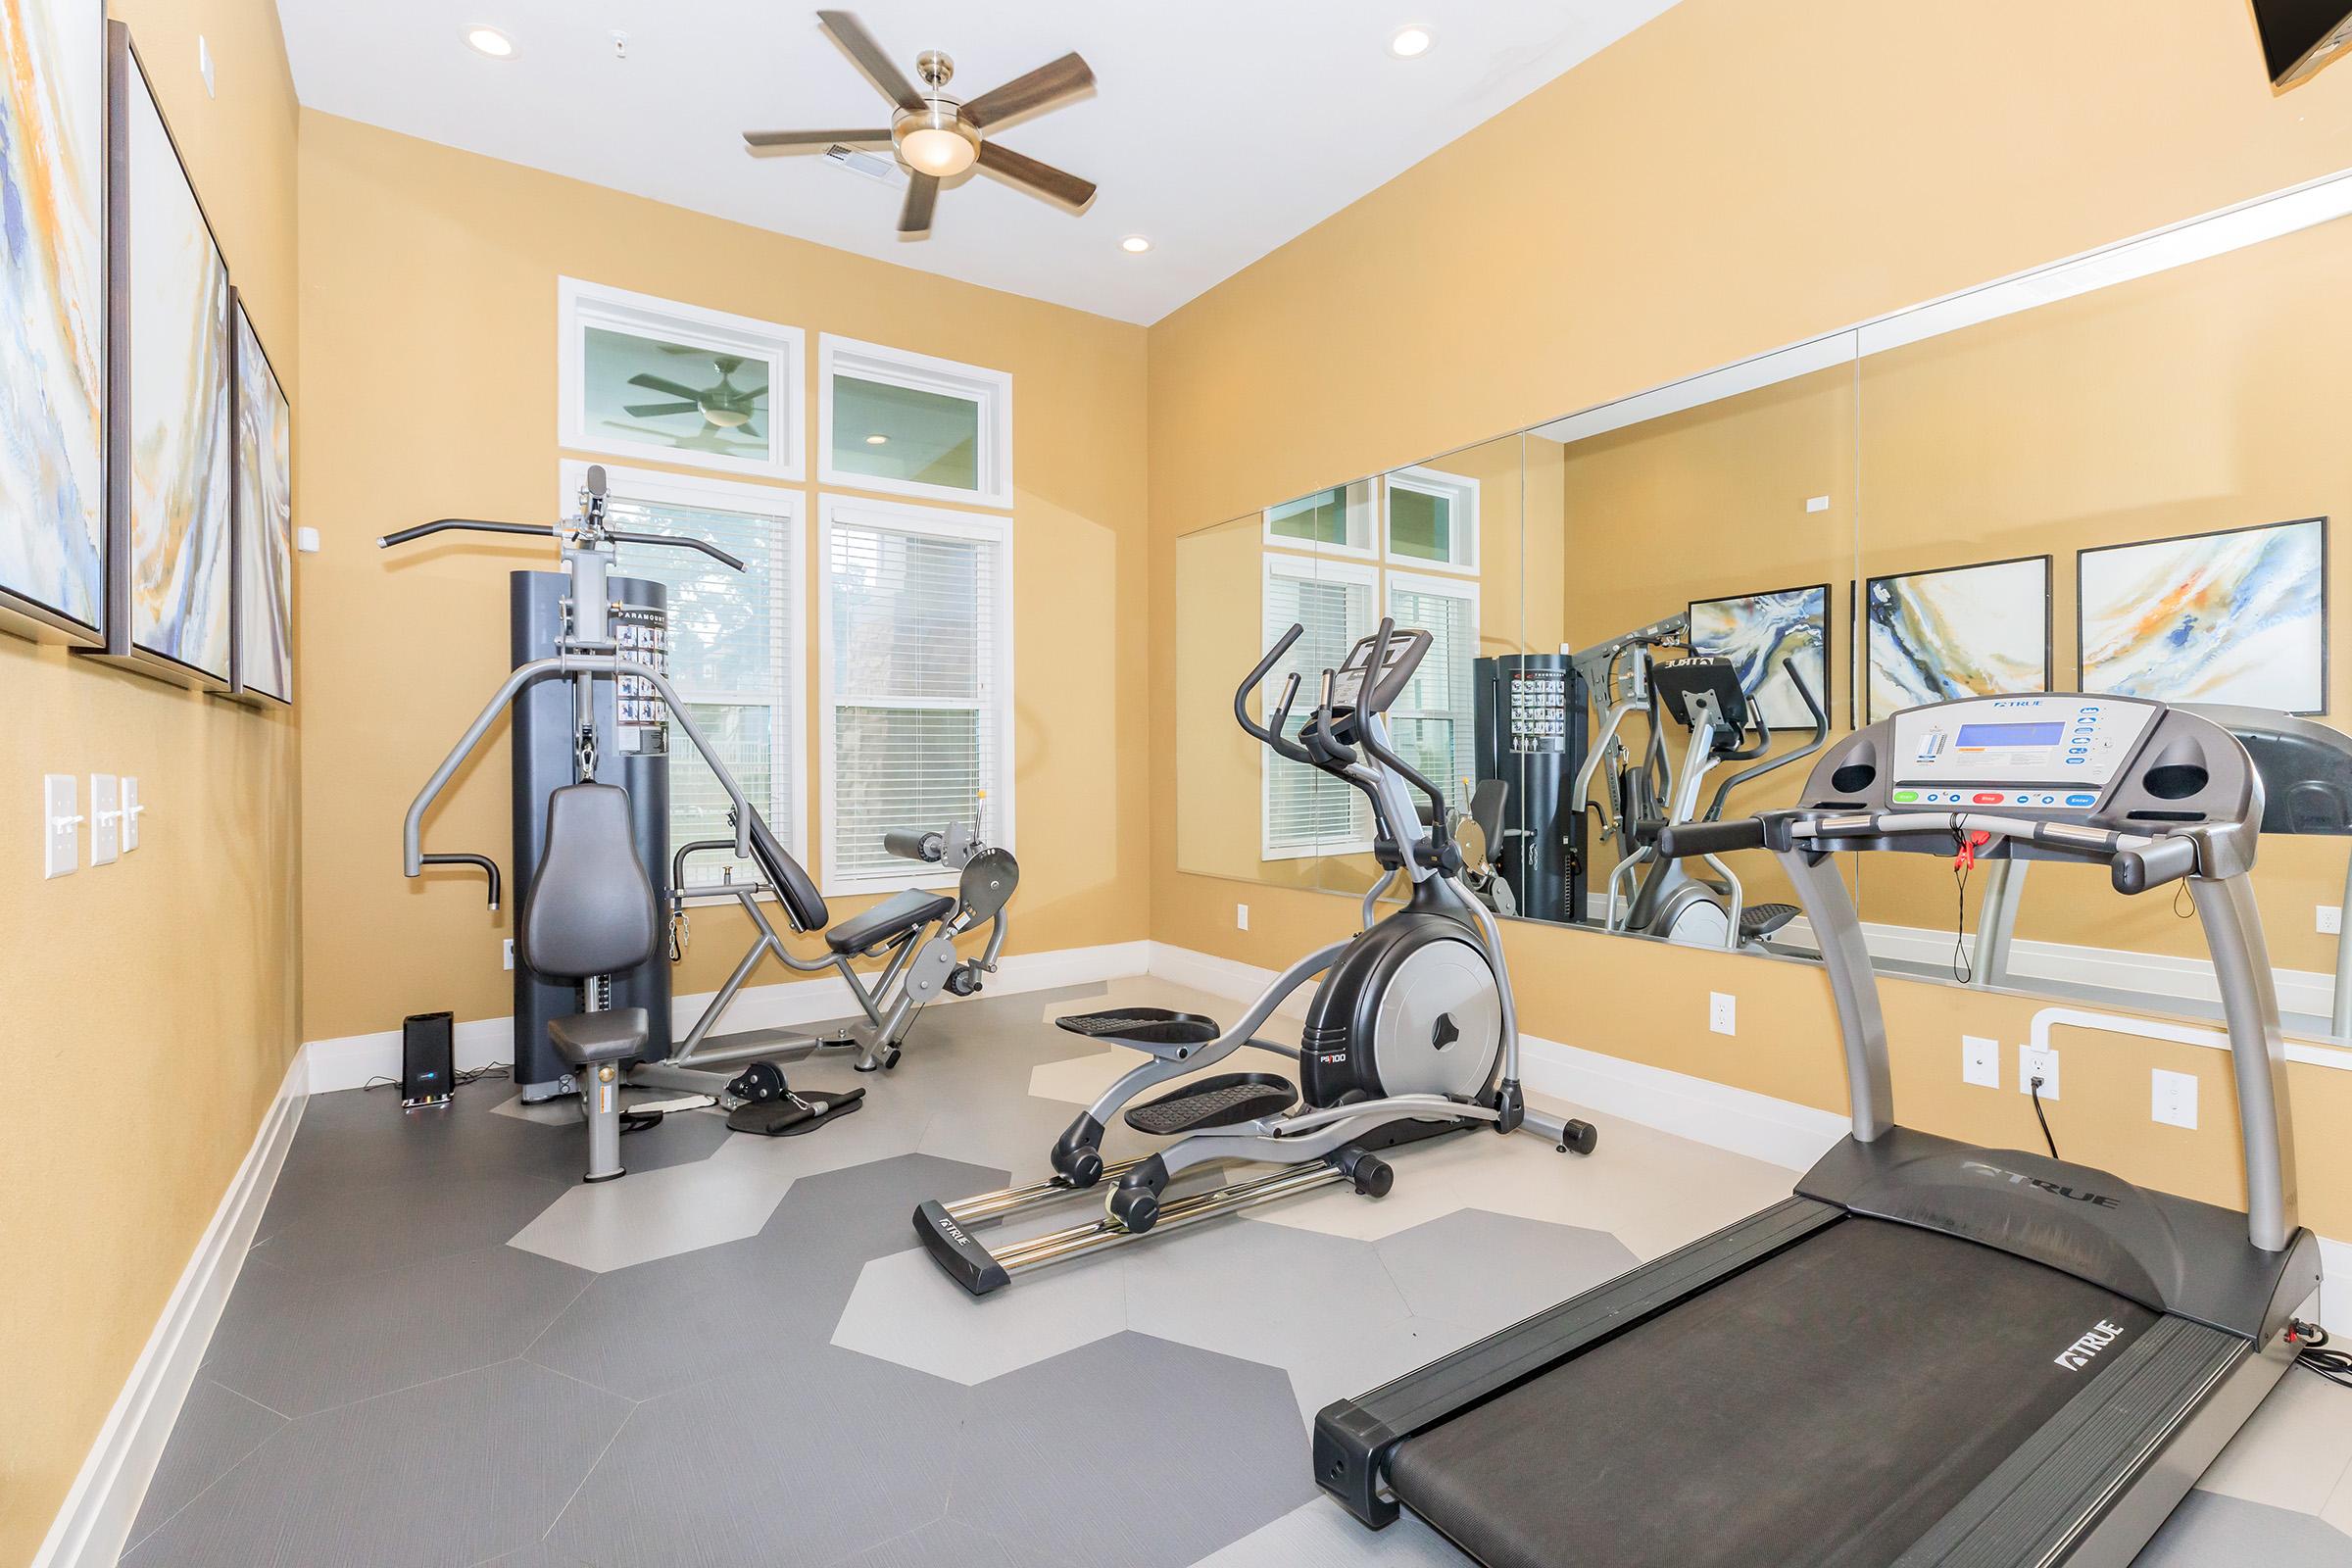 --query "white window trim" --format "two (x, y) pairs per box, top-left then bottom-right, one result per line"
(558, 277), (806, 481)
(1261, 478), (1379, 563)
(559, 461), (810, 893)
(1385, 568), (1482, 813)
(1260, 554), (1380, 862)
(816, 492), (1017, 897)
(817, 333), (1014, 510)
(1383, 466), (1481, 575)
